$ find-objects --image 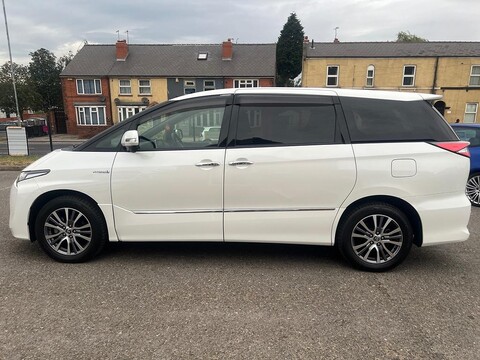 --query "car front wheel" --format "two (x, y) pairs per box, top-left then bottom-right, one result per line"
(35, 195), (108, 262)
(337, 203), (413, 272)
